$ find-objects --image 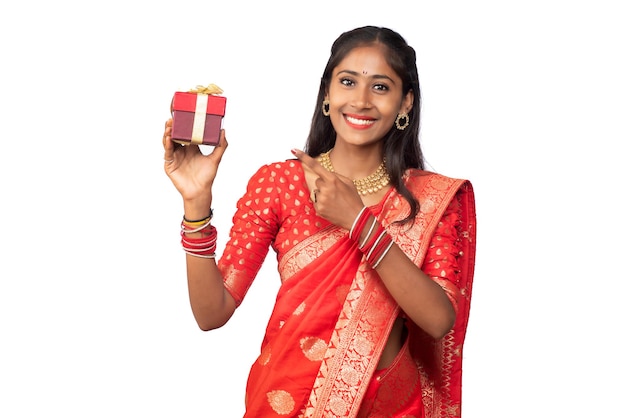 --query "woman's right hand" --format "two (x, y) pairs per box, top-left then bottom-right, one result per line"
(162, 118), (228, 210)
